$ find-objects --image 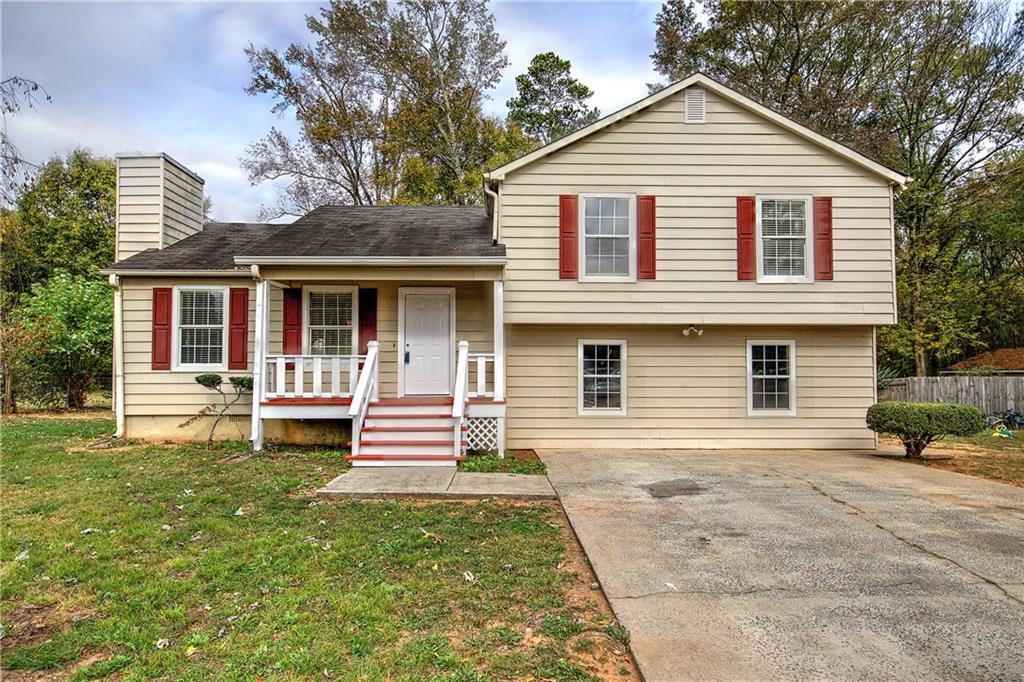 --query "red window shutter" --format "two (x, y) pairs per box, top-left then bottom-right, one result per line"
(283, 288), (302, 354)
(813, 197), (834, 281)
(736, 196), (756, 281)
(228, 287), (249, 370)
(637, 195), (656, 279)
(358, 288), (377, 355)
(151, 287), (172, 370)
(559, 195), (578, 279)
